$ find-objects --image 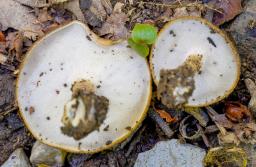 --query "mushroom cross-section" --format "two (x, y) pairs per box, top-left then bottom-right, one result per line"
(16, 21), (151, 153)
(150, 17), (240, 108)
